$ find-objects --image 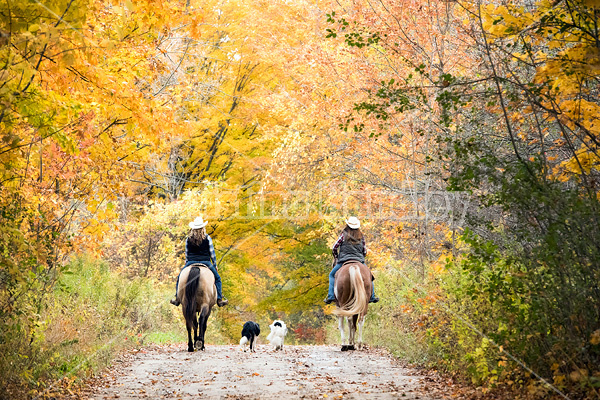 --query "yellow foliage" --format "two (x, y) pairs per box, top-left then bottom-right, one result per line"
(590, 329), (600, 345)
(557, 147), (600, 177)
